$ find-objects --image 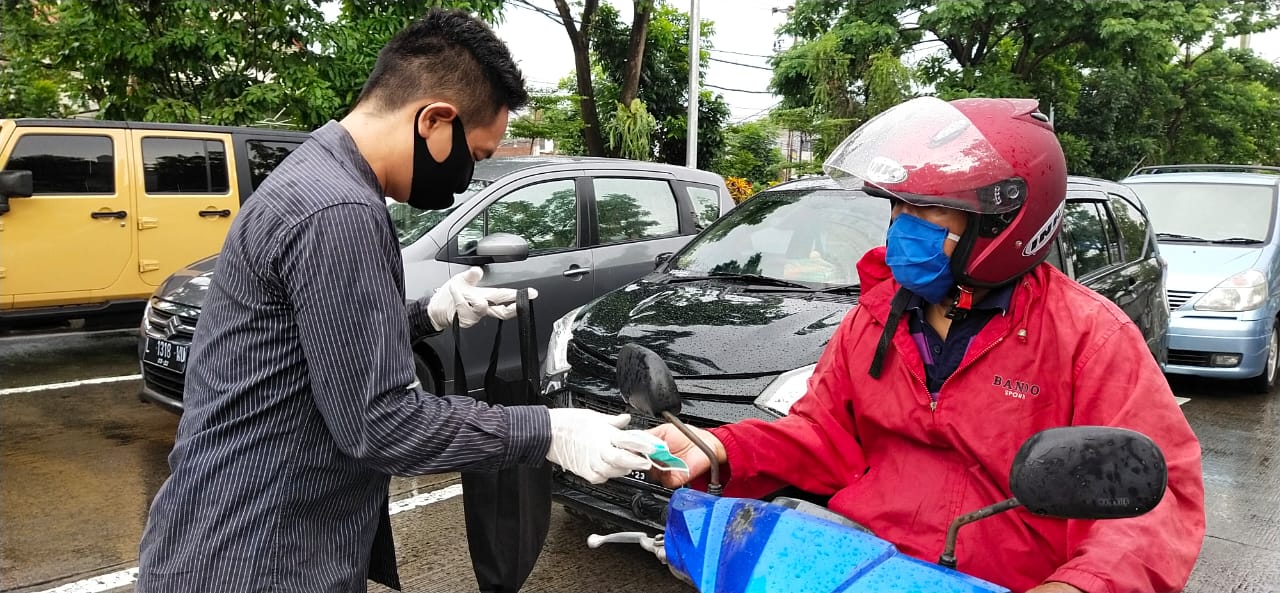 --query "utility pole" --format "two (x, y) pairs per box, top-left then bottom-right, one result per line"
(685, 0), (701, 168)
